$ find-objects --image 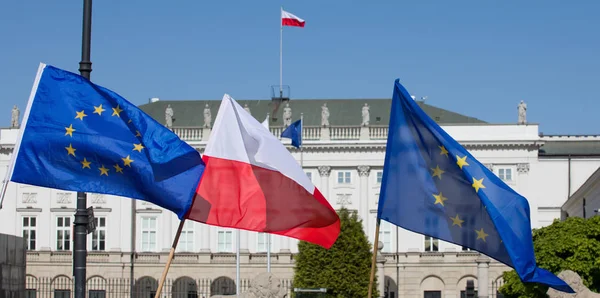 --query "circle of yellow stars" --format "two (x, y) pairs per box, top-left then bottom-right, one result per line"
(63, 104), (145, 177)
(429, 145), (490, 243)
